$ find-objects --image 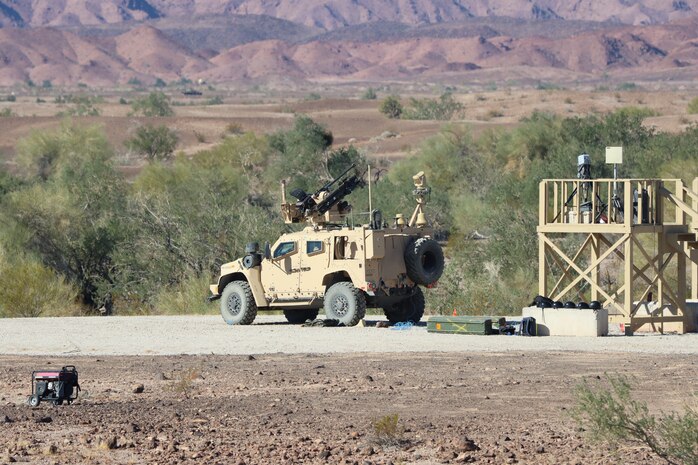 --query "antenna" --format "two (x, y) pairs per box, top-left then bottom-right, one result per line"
(368, 164), (372, 214)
